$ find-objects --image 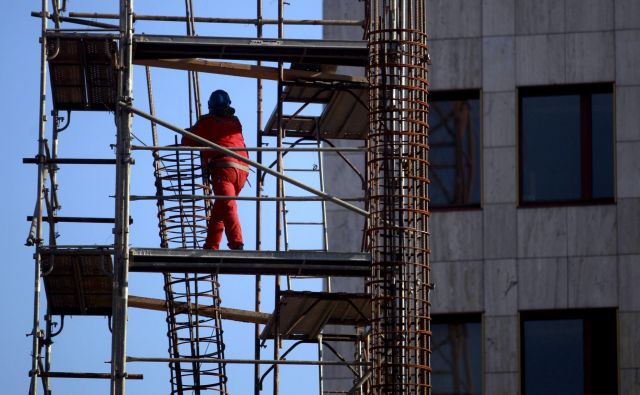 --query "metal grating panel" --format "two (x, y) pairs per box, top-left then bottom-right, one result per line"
(261, 291), (371, 340)
(48, 38), (86, 110)
(47, 35), (118, 111)
(84, 39), (118, 110)
(42, 253), (113, 316)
